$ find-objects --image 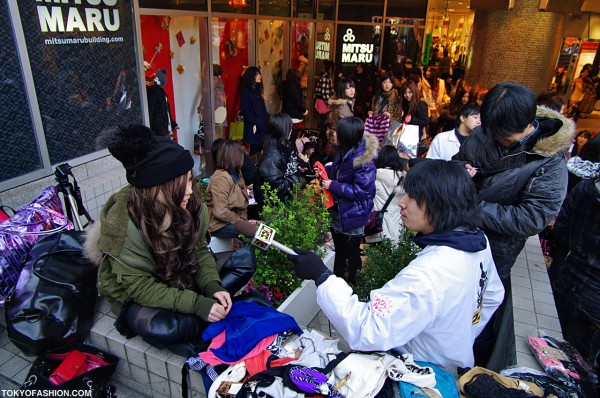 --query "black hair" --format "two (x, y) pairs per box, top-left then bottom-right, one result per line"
(481, 81), (537, 139)
(265, 113), (292, 148)
(536, 89), (564, 113)
(571, 130), (593, 158)
(580, 133), (600, 162)
(335, 117), (363, 155)
(374, 73), (394, 97)
(403, 159), (481, 231)
(376, 145), (407, 171)
(336, 78), (356, 100)
(456, 104), (480, 125)
(242, 66), (263, 92)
